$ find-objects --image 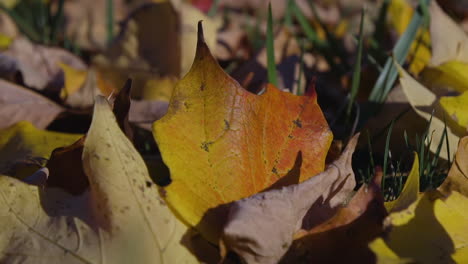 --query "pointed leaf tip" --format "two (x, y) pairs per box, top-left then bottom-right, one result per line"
(122, 78), (132, 95)
(197, 20), (205, 44)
